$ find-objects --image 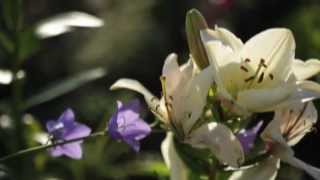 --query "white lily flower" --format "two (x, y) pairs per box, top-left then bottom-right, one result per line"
(111, 53), (245, 167)
(111, 53), (213, 136)
(230, 102), (320, 180)
(201, 27), (320, 113)
(161, 132), (188, 180)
